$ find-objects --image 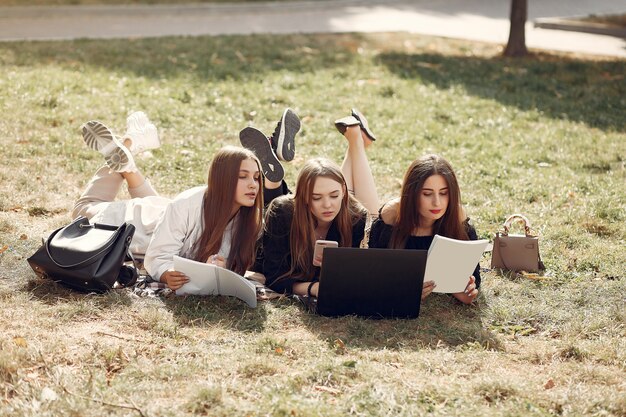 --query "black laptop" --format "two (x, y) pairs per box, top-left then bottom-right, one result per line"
(315, 248), (426, 318)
